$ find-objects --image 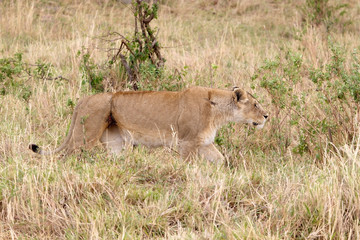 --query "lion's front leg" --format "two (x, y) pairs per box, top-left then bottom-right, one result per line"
(178, 140), (198, 160)
(178, 141), (224, 163)
(198, 144), (224, 163)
